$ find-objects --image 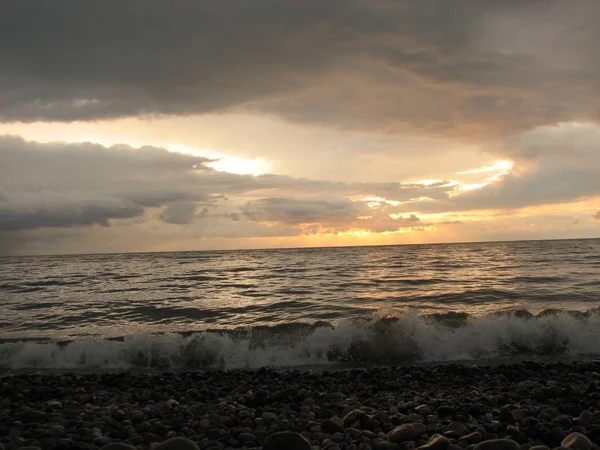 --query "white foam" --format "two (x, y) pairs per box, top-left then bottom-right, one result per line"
(2, 309), (600, 371)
